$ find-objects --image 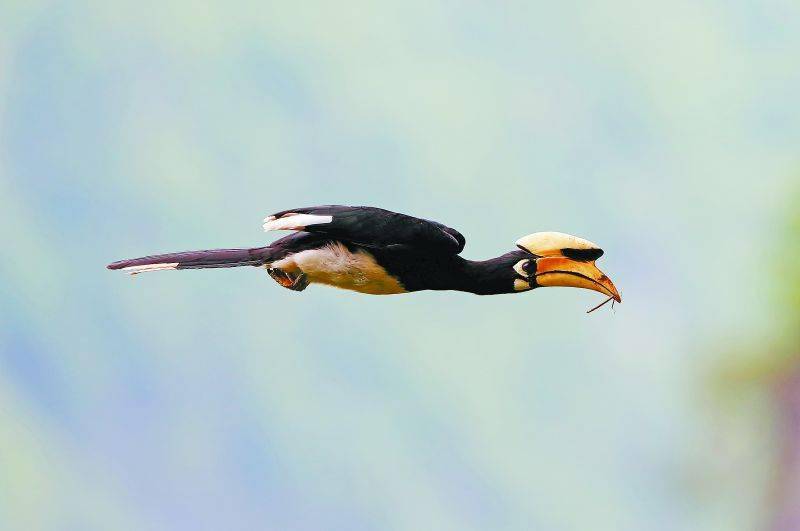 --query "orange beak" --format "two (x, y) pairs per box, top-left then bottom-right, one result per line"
(533, 256), (621, 303)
